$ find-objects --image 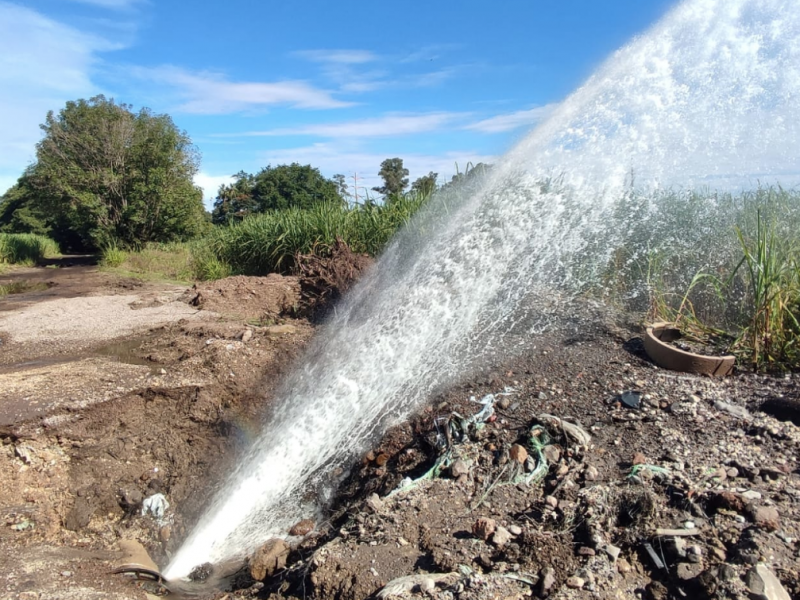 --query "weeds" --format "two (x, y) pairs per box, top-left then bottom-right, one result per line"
(100, 243), (127, 268)
(0, 233), (60, 265)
